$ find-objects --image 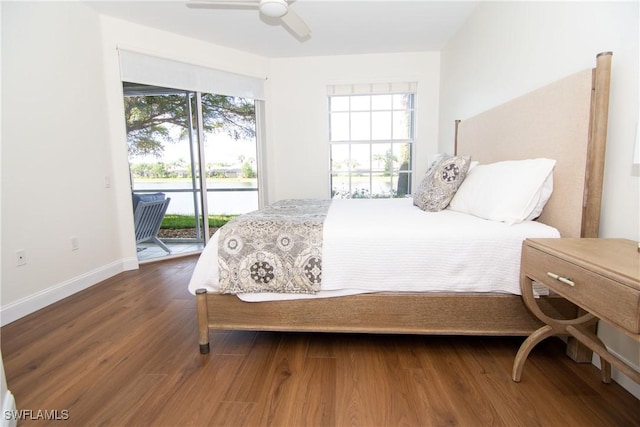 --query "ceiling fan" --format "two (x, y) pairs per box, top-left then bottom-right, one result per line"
(188, 0), (311, 39)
